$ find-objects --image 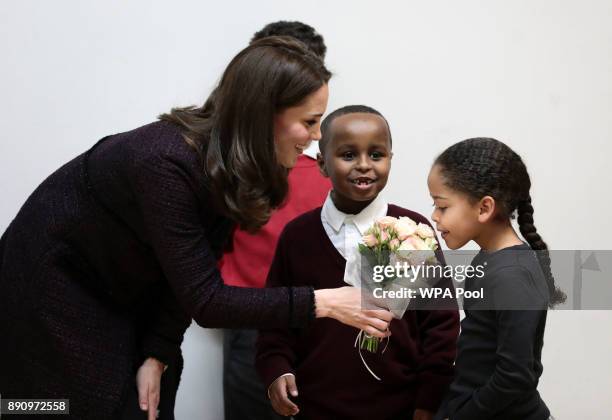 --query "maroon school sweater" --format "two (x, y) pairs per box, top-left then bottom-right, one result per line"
(256, 205), (460, 419)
